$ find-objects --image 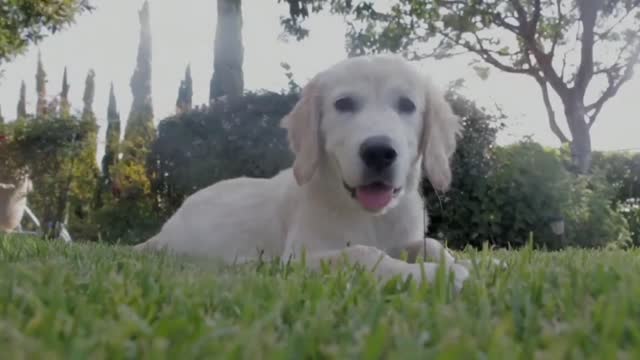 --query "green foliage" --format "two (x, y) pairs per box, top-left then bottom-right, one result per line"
(591, 151), (640, 205)
(432, 137), (631, 250)
(591, 151), (640, 246)
(619, 199), (640, 246)
(423, 89), (505, 247)
(150, 91), (296, 218)
(0, 114), (96, 237)
(6, 236), (640, 357)
(0, 0), (93, 65)
(423, 92), (631, 249)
